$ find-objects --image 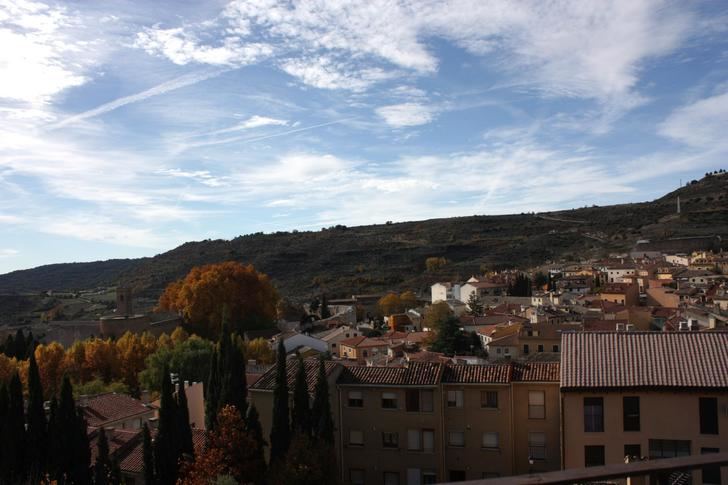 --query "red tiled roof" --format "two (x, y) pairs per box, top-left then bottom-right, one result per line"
(249, 358), (339, 392)
(512, 362), (560, 382)
(338, 336), (367, 347)
(118, 428), (206, 474)
(561, 331), (728, 390)
(442, 364), (511, 383)
(338, 362), (443, 386)
(81, 393), (155, 427)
